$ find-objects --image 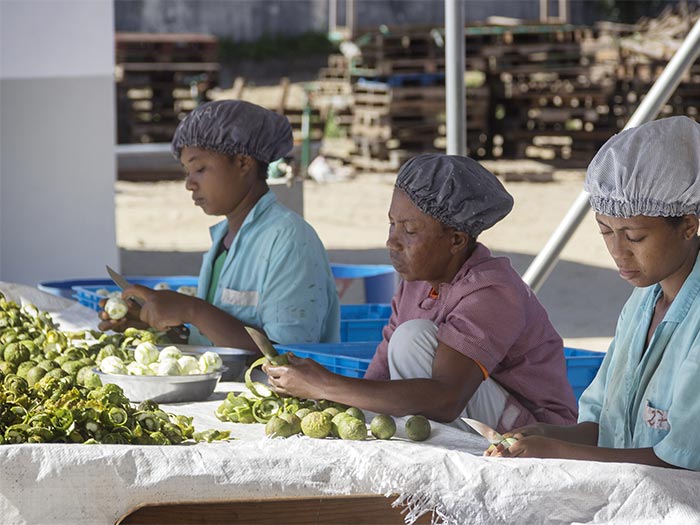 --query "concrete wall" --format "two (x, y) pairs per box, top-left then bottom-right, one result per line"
(0, 0), (119, 286)
(114, 0), (681, 41)
(114, 0), (585, 38)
